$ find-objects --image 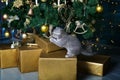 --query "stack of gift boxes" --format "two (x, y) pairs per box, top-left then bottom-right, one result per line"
(0, 33), (110, 80)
